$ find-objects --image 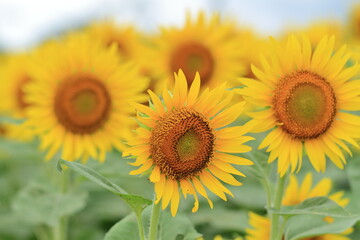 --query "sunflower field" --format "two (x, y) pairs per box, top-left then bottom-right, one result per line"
(2, 1), (360, 240)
